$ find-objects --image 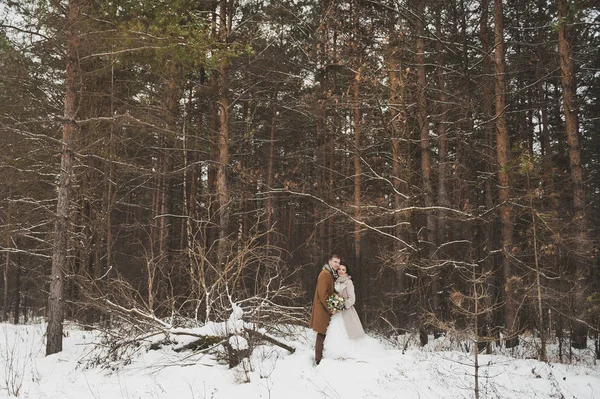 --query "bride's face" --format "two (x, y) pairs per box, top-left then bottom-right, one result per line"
(338, 265), (347, 276)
